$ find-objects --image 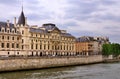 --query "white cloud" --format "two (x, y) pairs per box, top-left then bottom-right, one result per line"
(0, 0), (120, 43)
